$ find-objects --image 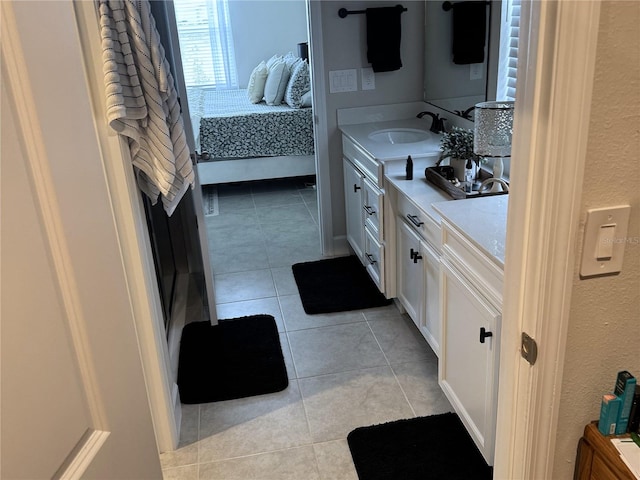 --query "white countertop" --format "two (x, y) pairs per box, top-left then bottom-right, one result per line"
(432, 195), (508, 268)
(385, 160), (452, 223)
(339, 118), (443, 162)
(339, 115), (507, 269)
